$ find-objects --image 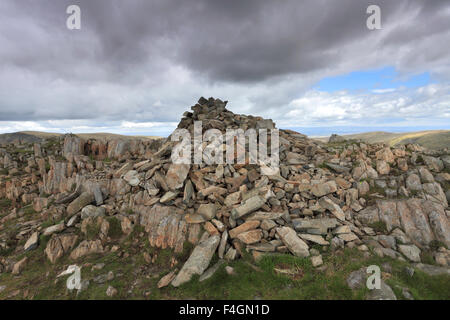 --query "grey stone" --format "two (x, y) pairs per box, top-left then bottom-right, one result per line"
(199, 260), (225, 282)
(81, 205), (105, 219)
(24, 232), (39, 251)
(276, 227), (309, 258)
(414, 263), (450, 276)
(398, 244), (421, 262)
(171, 235), (220, 287)
(366, 281), (397, 300)
(231, 196), (265, 220)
